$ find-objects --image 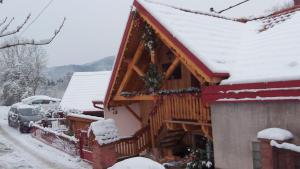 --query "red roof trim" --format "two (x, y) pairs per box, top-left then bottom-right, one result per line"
(104, 12), (135, 106)
(134, 0), (229, 79)
(202, 80), (300, 103)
